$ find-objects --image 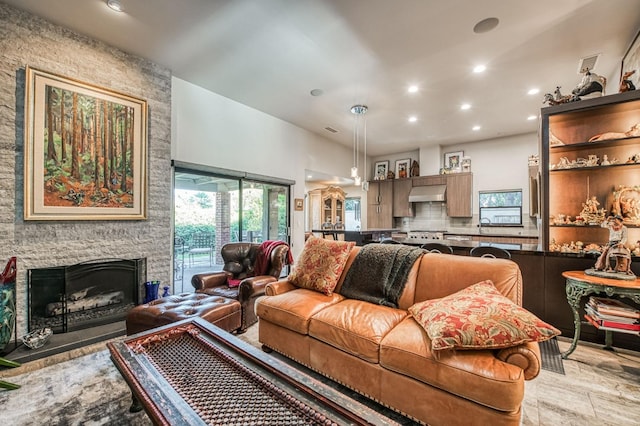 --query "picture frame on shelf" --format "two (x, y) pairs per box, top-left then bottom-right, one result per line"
(444, 151), (464, 171)
(374, 160), (389, 180)
(294, 198), (304, 211)
(395, 158), (411, 179)
(621, 29), (640, 90)
(24, 66), (148, 220)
